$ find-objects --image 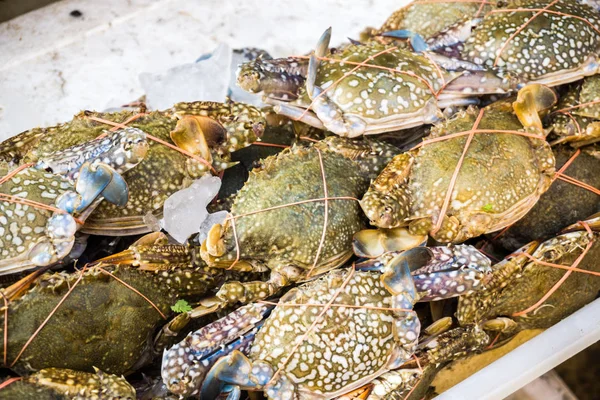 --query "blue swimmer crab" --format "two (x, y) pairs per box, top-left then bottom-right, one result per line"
(387, 0), (600, 88)
(258, 29), (519, 137)
(0, 231), (262, 376)
(0, 101), (265, 236)
(359, 84), (556, 244)
(457, 215), (600, 342)
(162, 245), (491, 398)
